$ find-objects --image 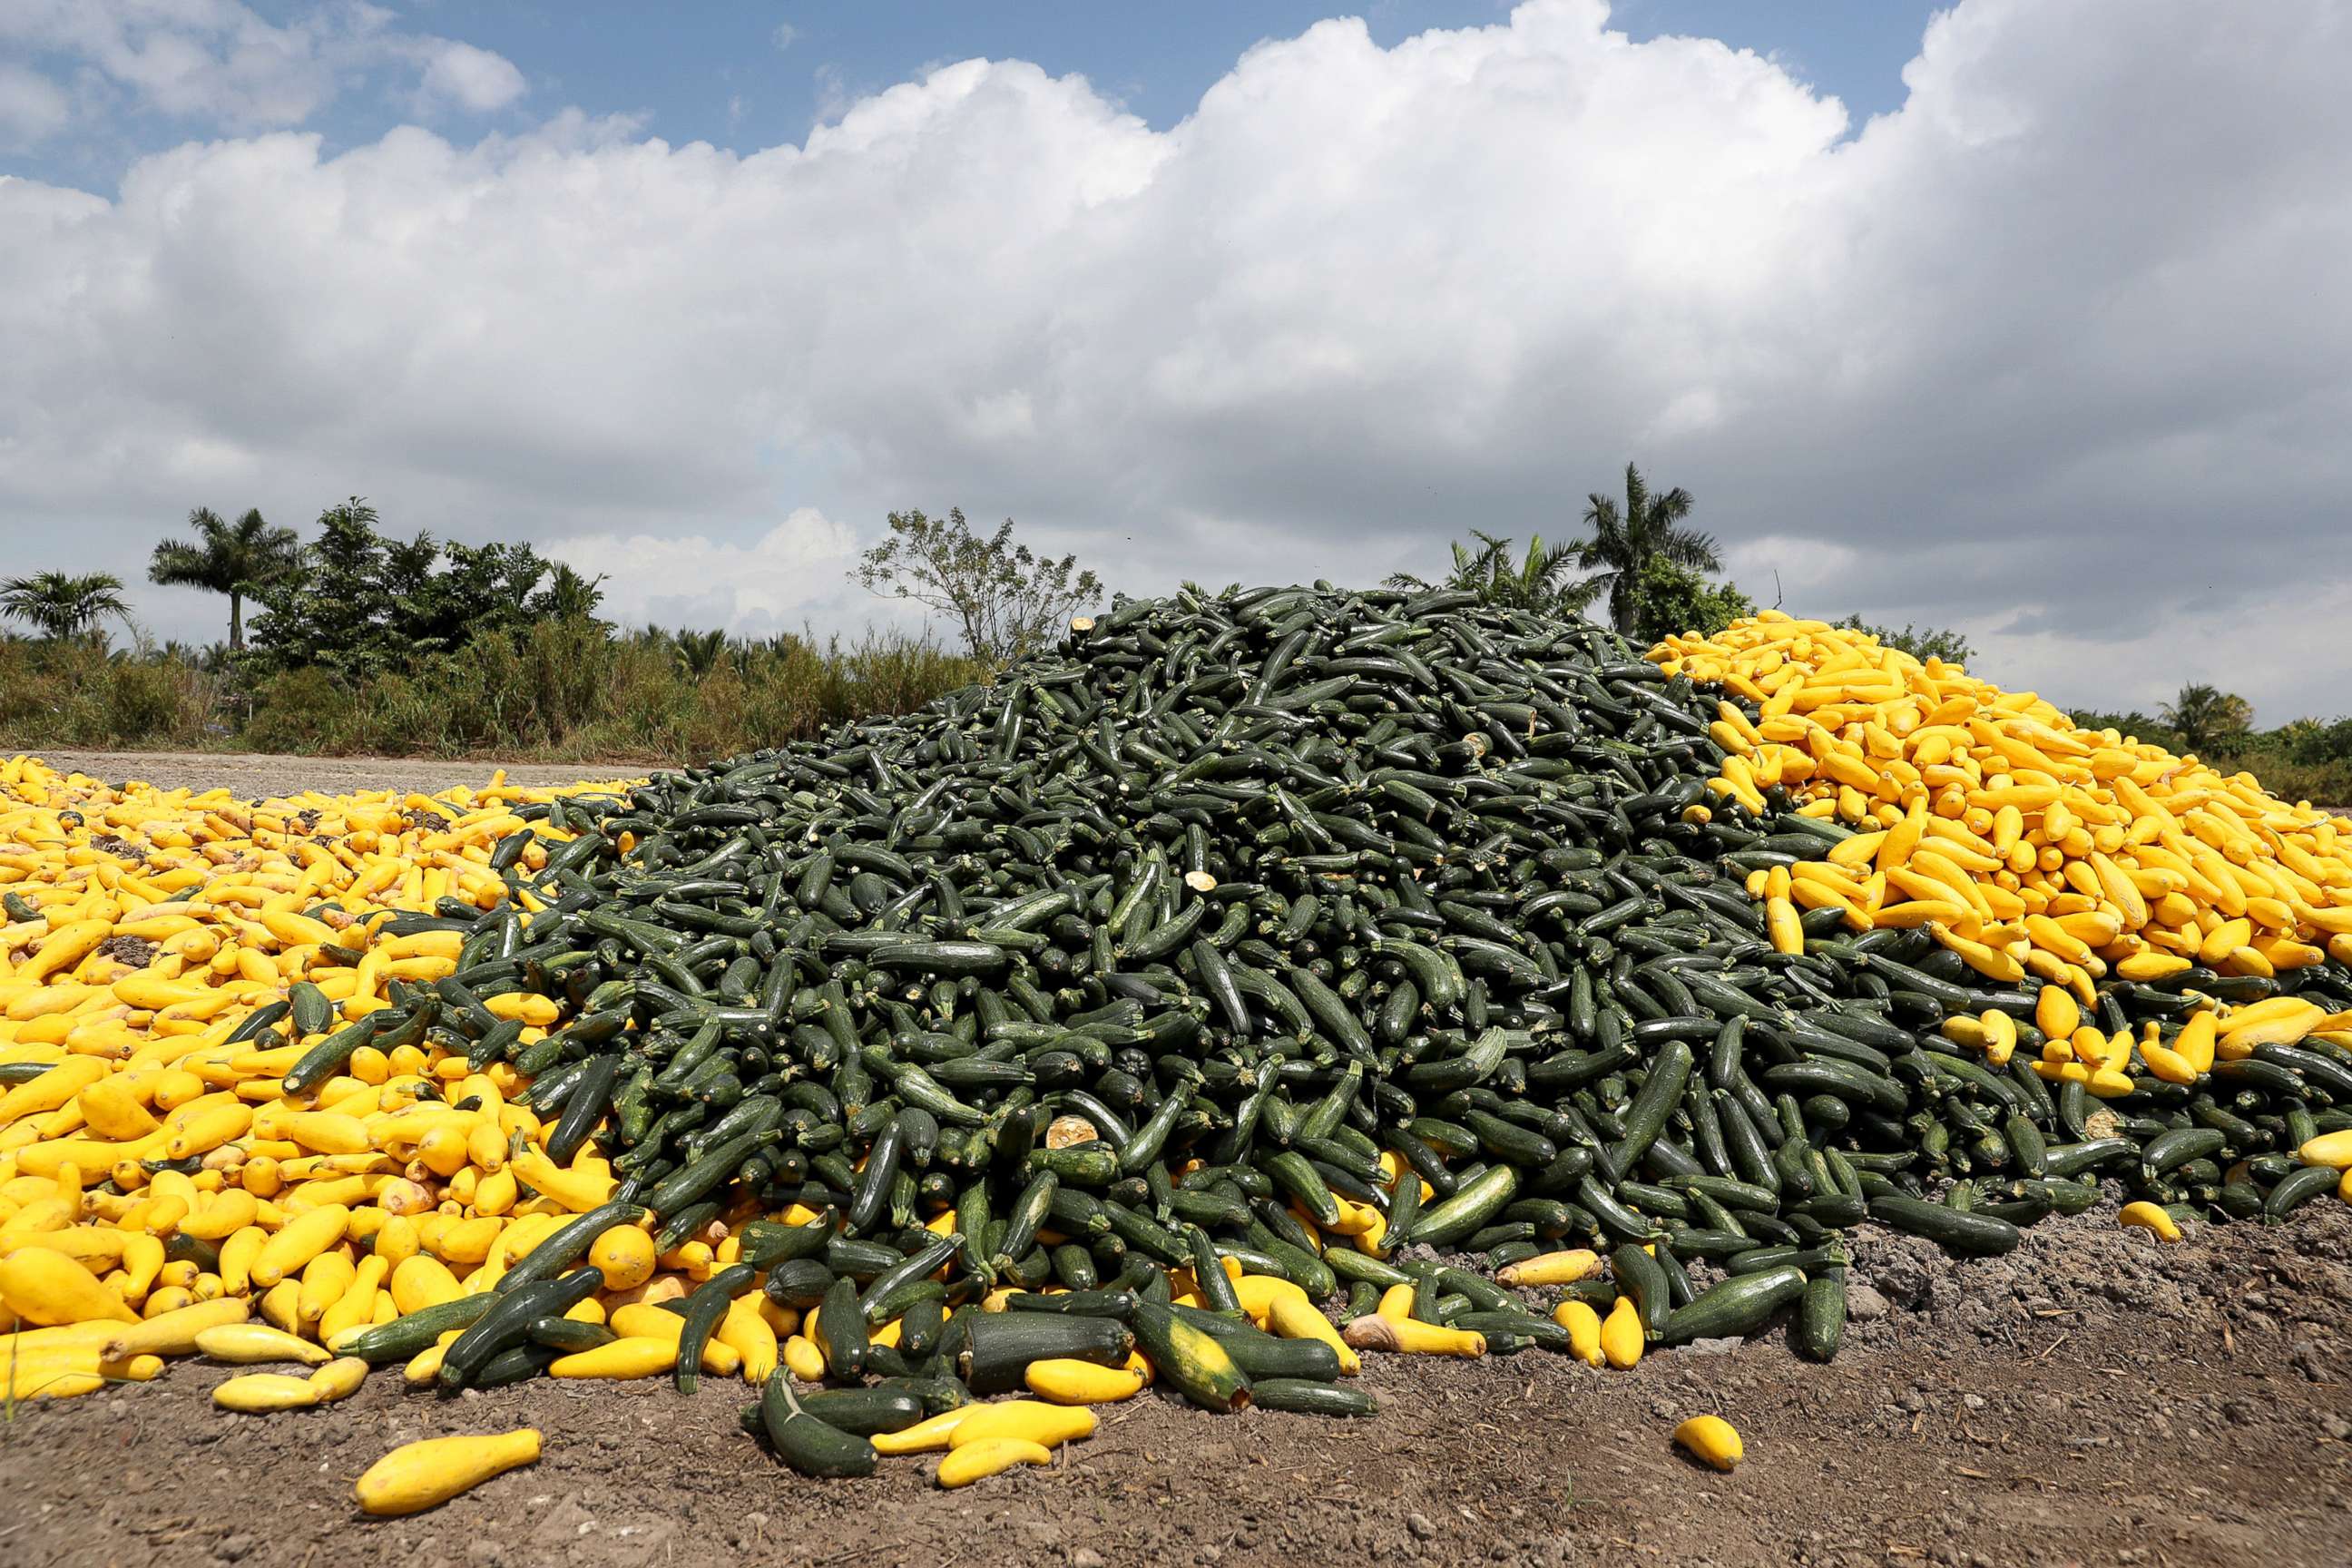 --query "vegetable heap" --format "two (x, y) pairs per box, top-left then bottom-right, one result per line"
(5, 584), (2351, 1499)
(1656, 612), (2352, 985)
